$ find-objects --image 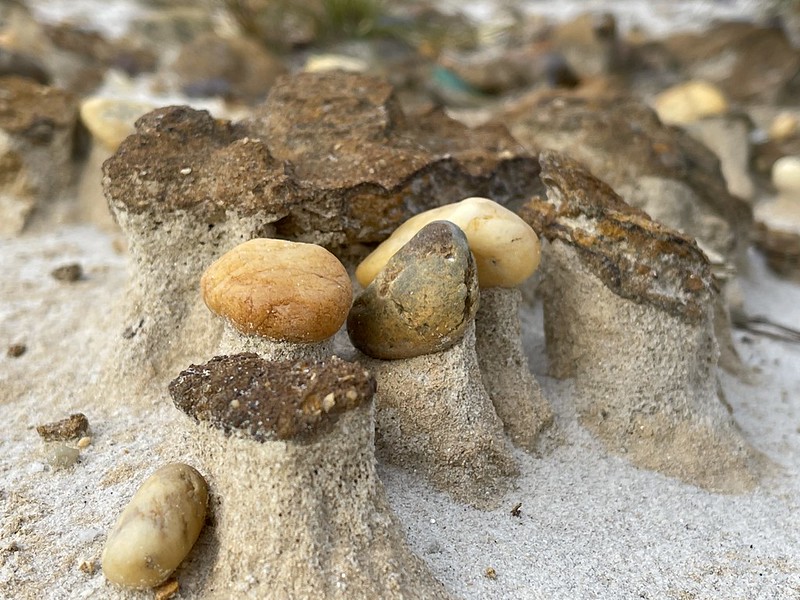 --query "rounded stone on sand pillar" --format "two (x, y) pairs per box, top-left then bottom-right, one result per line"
(348, 221), (518, 508)
(355, 197), (552, 451)
(201, 238), (352, 361)
(169, 353), (453, 599)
